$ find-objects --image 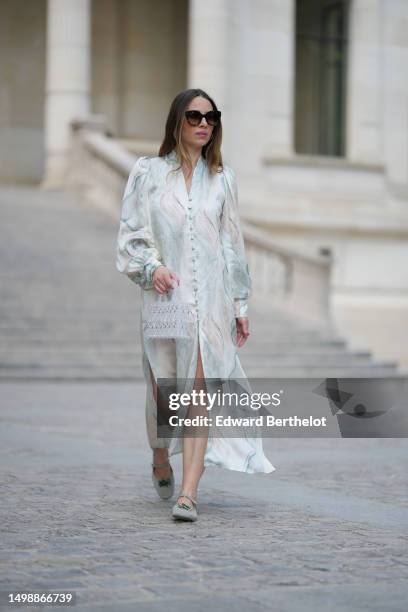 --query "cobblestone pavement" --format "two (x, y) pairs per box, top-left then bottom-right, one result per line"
(1, 381), (407, 612)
